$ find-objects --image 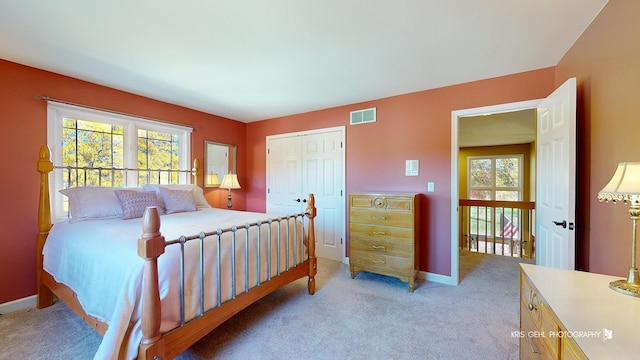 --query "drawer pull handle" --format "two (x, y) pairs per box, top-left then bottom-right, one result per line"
(528, 303), (537, 311)
(372, 216), (387, 220)
(372, 231), (386, 235)
(372, 245), (386, 250)
(372, 260), (386, 264)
